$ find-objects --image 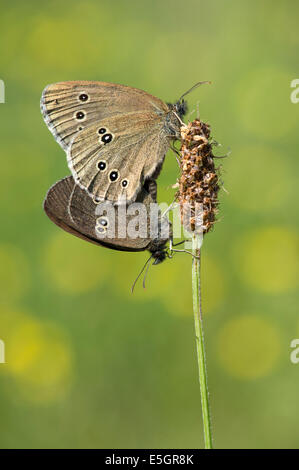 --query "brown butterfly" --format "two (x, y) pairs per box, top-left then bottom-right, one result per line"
(44, 176), (171, 264)
(41, 81), (206, 205)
